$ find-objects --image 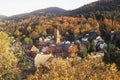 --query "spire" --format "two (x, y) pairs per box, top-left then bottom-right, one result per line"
(52, 22), (60, 45)
(56, 28), (60, 45)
